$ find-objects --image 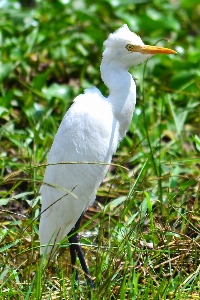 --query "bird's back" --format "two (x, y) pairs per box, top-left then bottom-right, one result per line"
(39, 88), (119, 255)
